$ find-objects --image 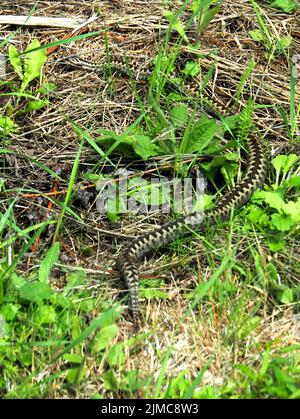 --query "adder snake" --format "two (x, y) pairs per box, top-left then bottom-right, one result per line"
(63, 54), (267, 327)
